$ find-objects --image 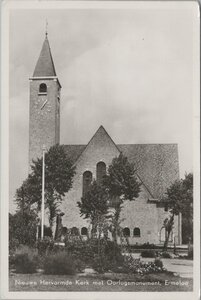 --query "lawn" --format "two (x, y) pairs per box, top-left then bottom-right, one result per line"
(9, 272), (193, 292)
